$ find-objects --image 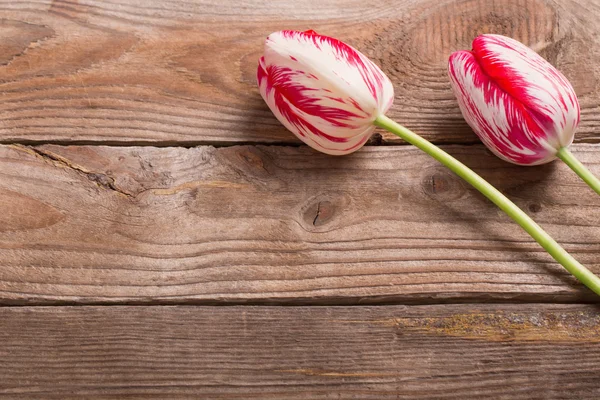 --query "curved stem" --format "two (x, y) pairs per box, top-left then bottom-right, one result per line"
(557, 147), (600, 196)
(374, 114), (600, 296)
